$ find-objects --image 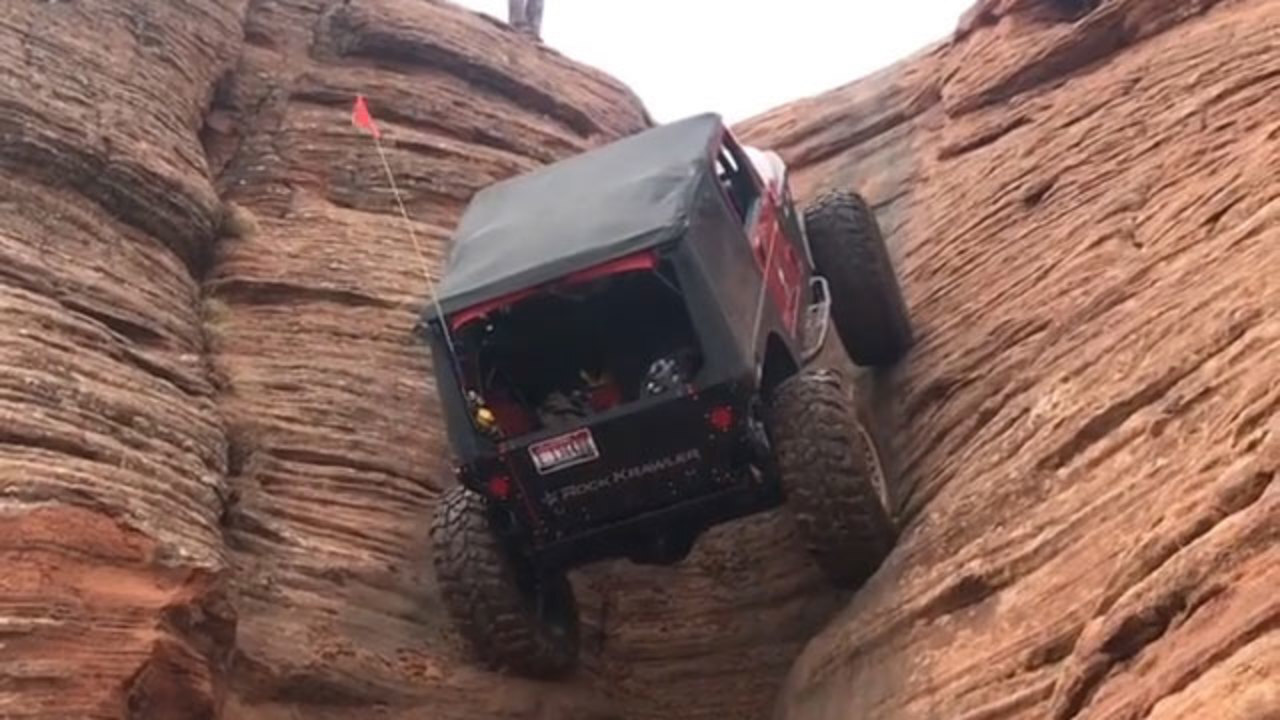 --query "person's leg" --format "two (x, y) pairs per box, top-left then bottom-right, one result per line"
(525, 0), (543, 37)
(508, 0), (526, 28)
